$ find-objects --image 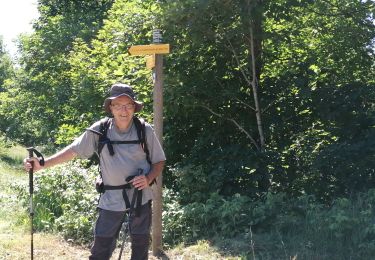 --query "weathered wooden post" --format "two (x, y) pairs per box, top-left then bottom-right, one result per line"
(151, 28), (164, 256)
(128, 29), (170, 256)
